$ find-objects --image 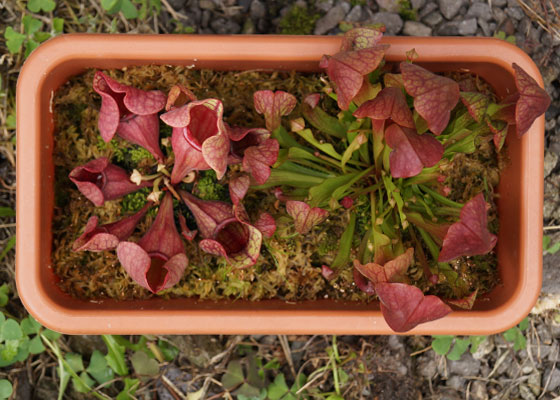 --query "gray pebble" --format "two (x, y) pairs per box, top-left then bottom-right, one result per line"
(507, 0), (519, 6)
(467, 2), (492, 21)
(458, 18), (478, 35)
(493, 7), (507, 24)
(313, 3), (348, 35)
(470, 380), (488, 400)
(199, 0), (215, 10)
(419, 2), (438, 18)
(438, 21), (460, 35)
(493, 0), (507, 6)
(238, 0), (251, 12)
(210, 18), (241, 34)
(346, 5), (363, 22)
(519, 384), (536, 400)
(528, 370), (541, 396)
(478, 18), (492, 36)
(403, 20), (432, 36)
(316, 0), (334, 12)
(375, 0), (400, 12)
(167, 0), (187, 10)
(545, 151), (559, 178)
(439, 0), (463, 19)
(250, 0), (266, 19)
(410, 0), (425, 9)
(367, 12), (403, 35)
(505, 6), (525, 21)
(448, 353), (481, 376)
(423, 11), (443, 27)
(416, 355), (437, 378)
(446, 375), (466, 391)
(201, 10), (211, 28)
